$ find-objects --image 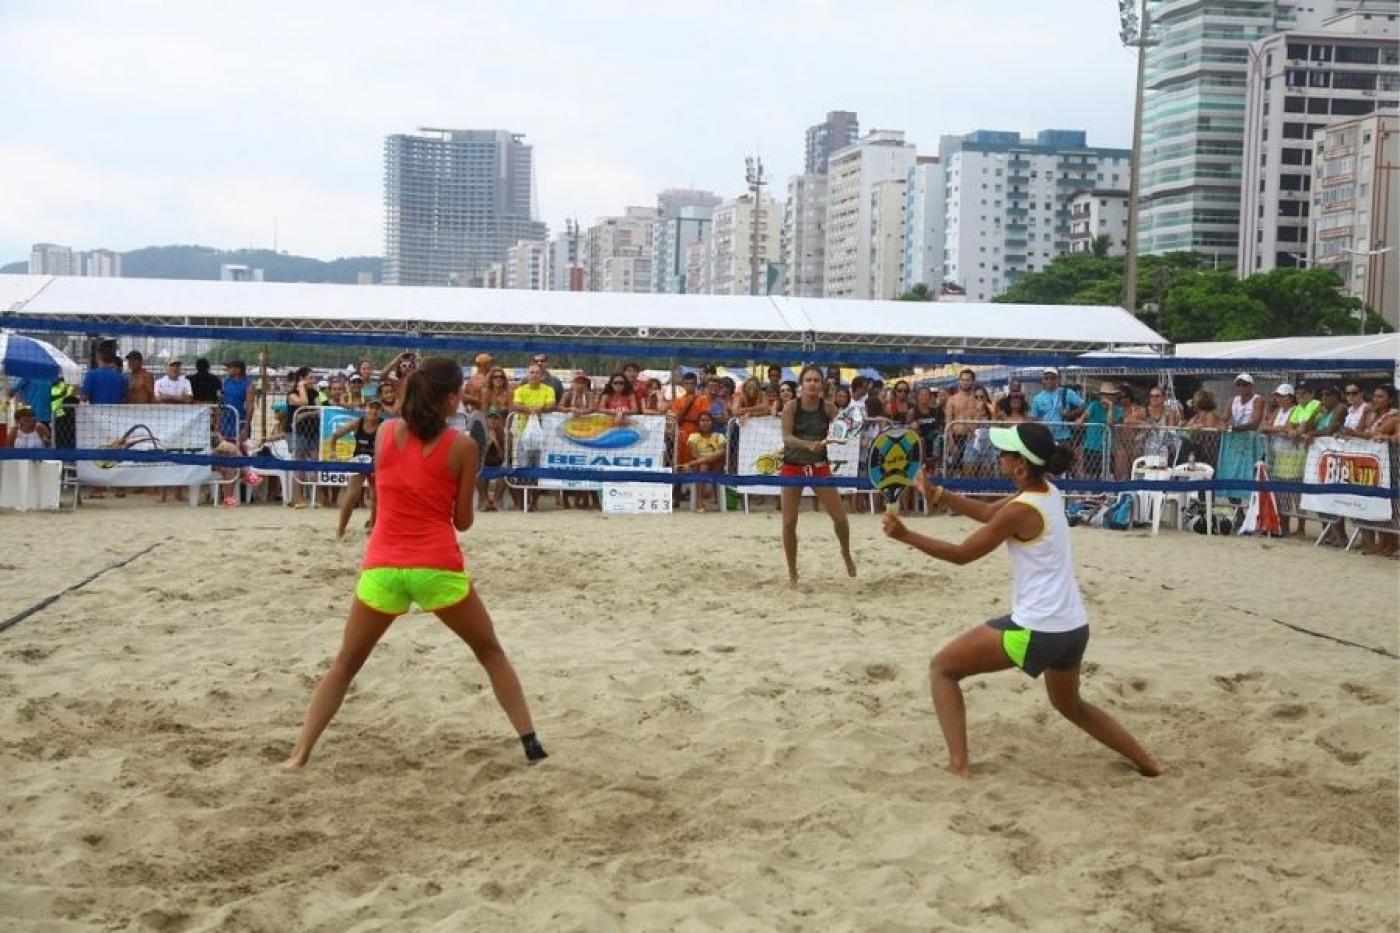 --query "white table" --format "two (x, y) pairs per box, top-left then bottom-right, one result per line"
(0, 460), (63, 511)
